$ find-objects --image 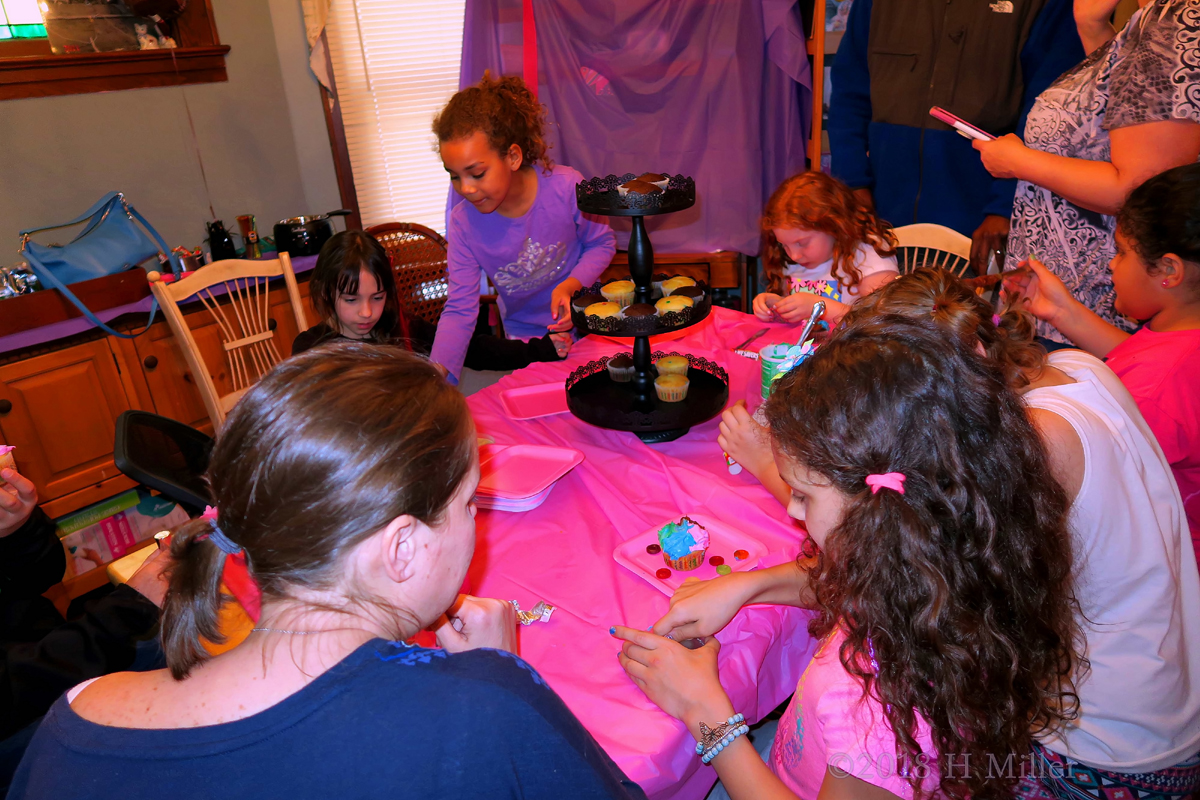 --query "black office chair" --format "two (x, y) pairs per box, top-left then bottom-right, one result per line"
(113, 411), (213, 516)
